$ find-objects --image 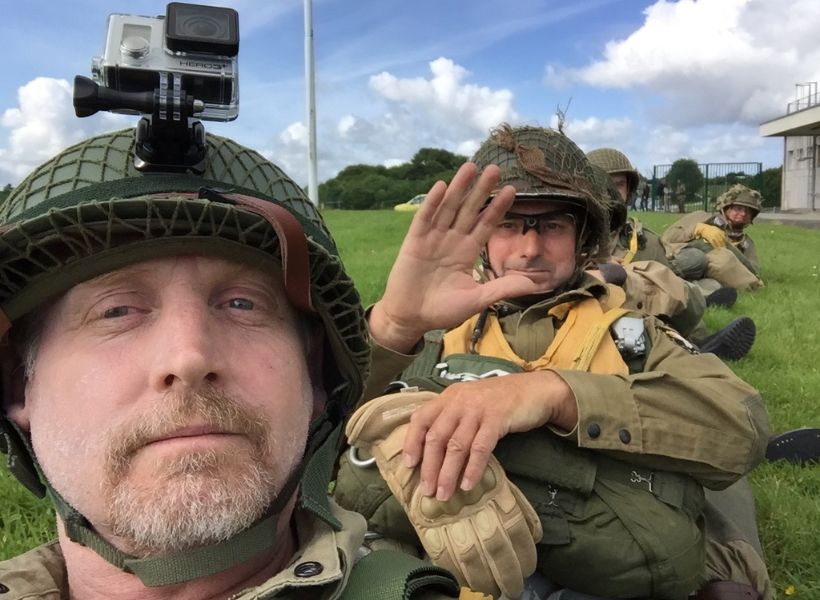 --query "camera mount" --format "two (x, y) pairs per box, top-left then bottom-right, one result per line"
(74, 74), (208, 173)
